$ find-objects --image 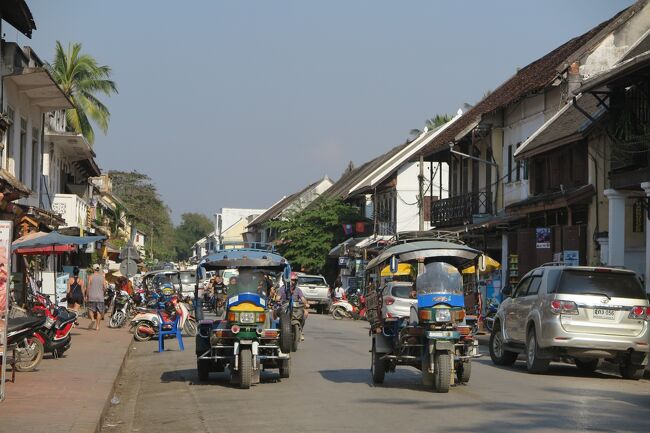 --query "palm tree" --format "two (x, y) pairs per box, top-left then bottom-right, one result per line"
(409, 114), (452, 139)
(51, 41), (117, 144)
